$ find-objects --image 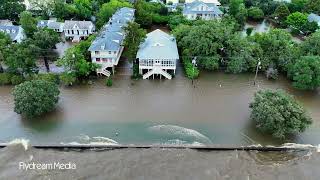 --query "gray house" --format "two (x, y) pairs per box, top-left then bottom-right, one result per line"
(308, 13), (320, 27)
(0, 25), (25, 43)
(88, 7), (135, 77)
(37, 19), (64, 33)
(137, 29), (179, 80)
(63, 21), (95, 42)
(183, 0), (223, 20)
